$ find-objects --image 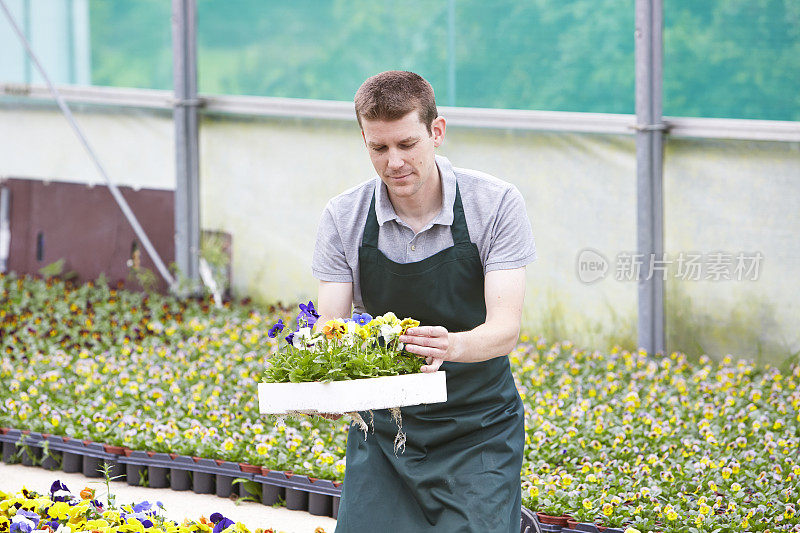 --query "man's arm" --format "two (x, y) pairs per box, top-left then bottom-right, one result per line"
(315, 280), (354, 330)
(399, 267), (526, 372)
